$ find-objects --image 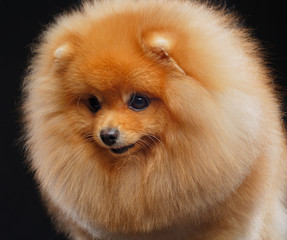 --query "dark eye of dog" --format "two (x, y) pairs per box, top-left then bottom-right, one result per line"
(88, 96), (101, 113)
(128, 93), (149, 111)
